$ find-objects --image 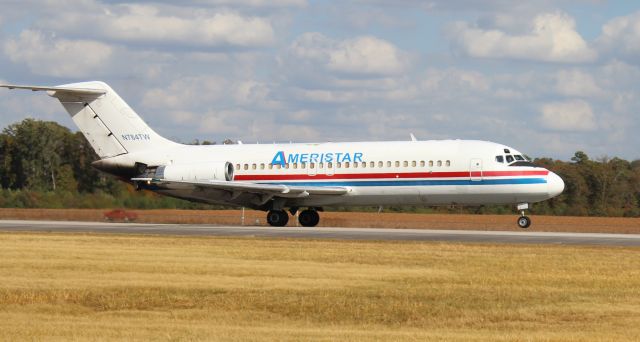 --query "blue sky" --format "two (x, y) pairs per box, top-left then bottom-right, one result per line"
(1, 0), (639, 160)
